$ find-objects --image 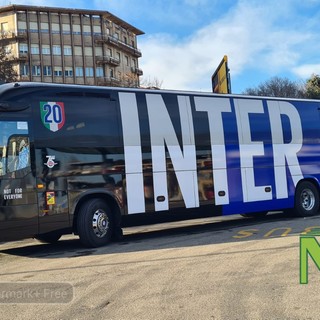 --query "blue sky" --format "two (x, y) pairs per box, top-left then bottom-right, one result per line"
(1, 0), (320, 93)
